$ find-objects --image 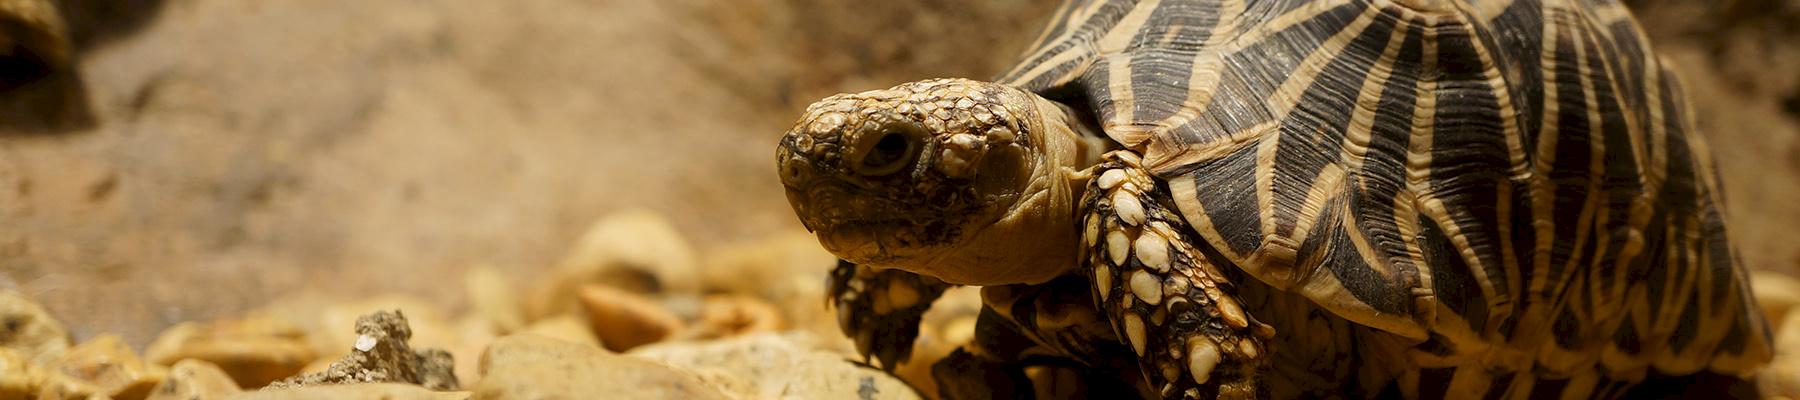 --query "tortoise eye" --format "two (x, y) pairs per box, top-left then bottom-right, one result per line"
(857, 130), (917, 176)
